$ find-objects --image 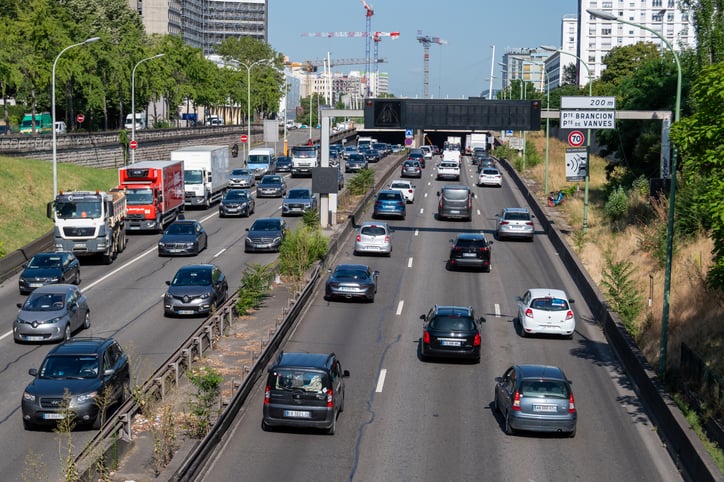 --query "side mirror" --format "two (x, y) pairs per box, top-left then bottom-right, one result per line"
(327, 268), (332, 274)
(343, 370), (350, 377)
(479, 317), (486, 323)
(29, 368), (38, 377)
(436, 192), (440, 197)
(419, 314), (426, 320)
(17, 303), (23, 309)
(373, 270), (380, 276)
(245, 227), (250, 232)
(494, 376), (502, 383)
(569, 299), (575, 304)
(165, 280), (171, 286)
